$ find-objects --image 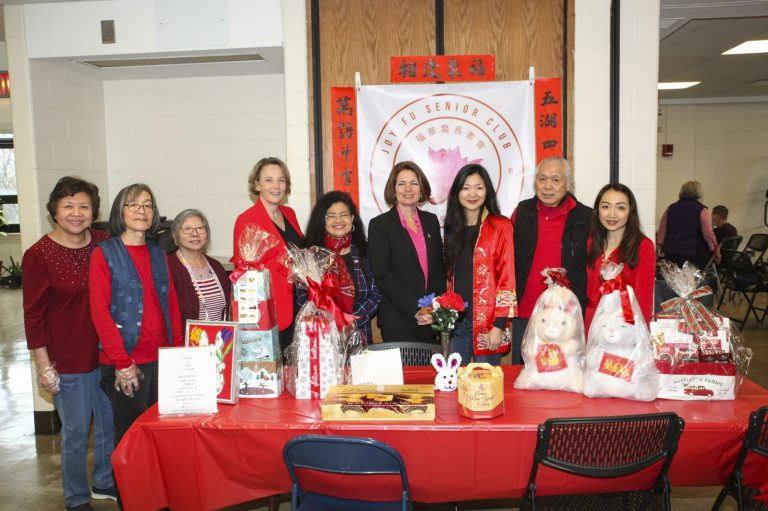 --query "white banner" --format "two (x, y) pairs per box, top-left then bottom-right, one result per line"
(357, 81), (536, 225)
